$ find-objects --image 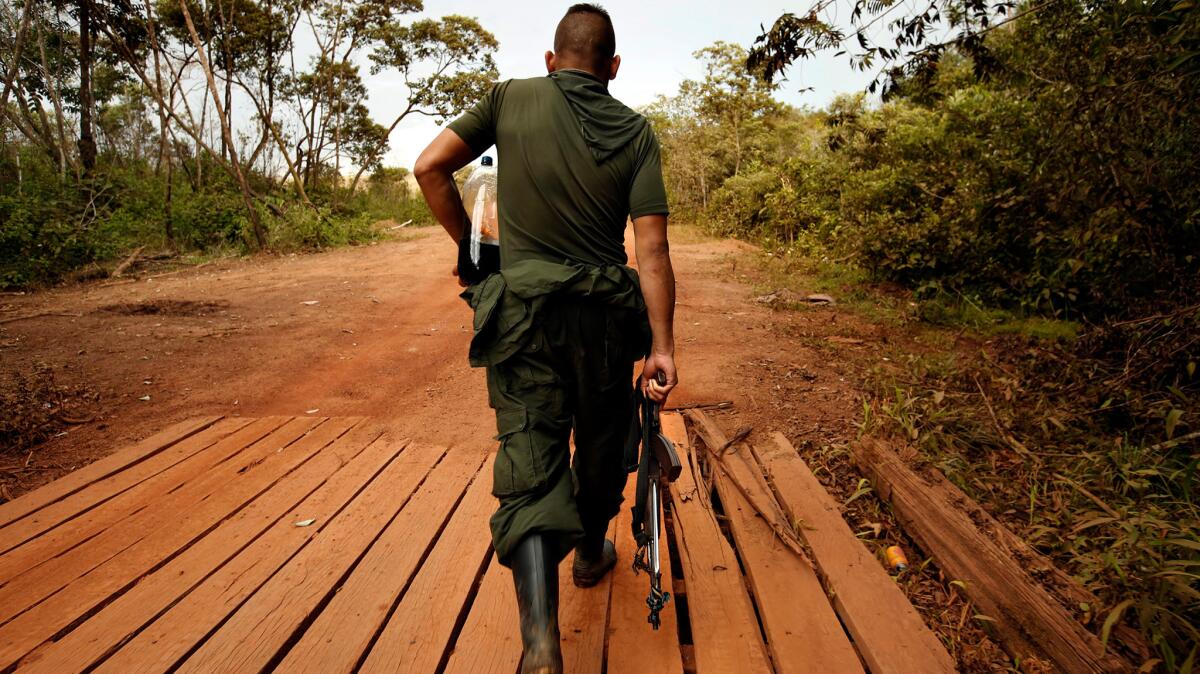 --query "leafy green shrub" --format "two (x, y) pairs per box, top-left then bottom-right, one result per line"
(0, 194), (91, 287)
(270, 206), (378, 251)
(707, 170), (779, 239)
(169, 188), (248, 250)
